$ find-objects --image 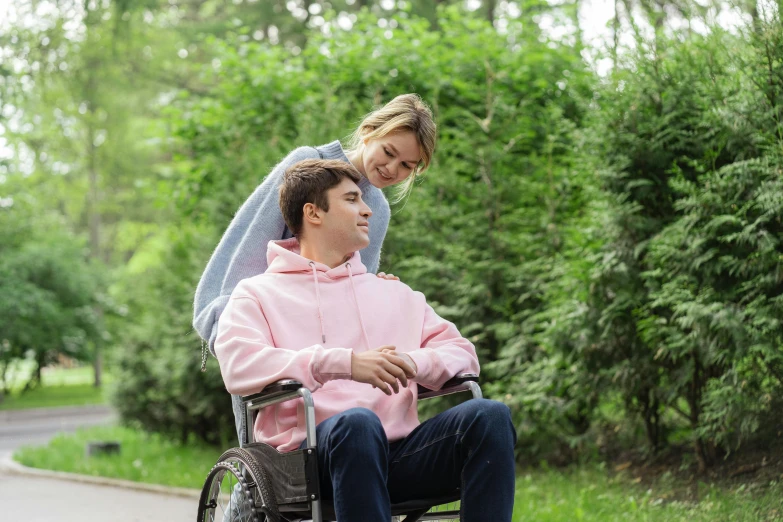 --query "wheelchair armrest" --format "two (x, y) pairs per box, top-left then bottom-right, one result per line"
(242, 380), (307, 411)
(417, 373), (482, 400)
